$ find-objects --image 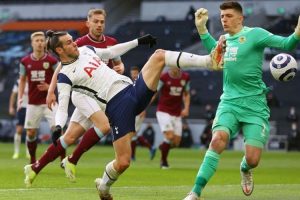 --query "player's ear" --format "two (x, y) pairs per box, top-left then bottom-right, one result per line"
(55, 47), (63, 56)
(86, 21), (90, 29)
